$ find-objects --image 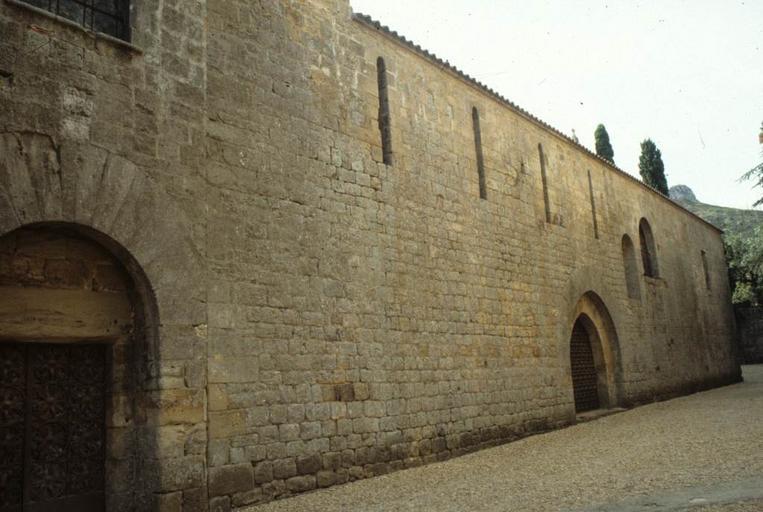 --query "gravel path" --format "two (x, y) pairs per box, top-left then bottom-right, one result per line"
(250, 366), (763, 512)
